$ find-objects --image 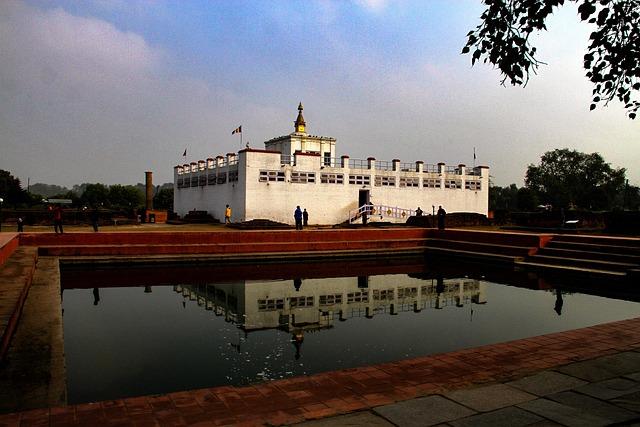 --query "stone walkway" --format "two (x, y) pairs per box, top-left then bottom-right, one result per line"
(297, 350), (640, 426)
